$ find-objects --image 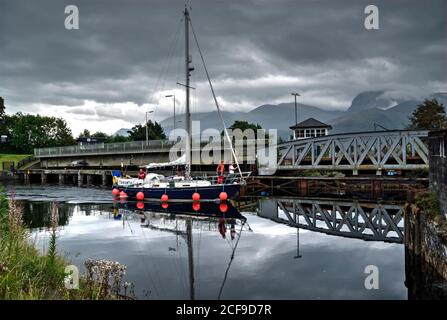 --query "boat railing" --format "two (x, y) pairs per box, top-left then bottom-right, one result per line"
(194, 171), (252, 184)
